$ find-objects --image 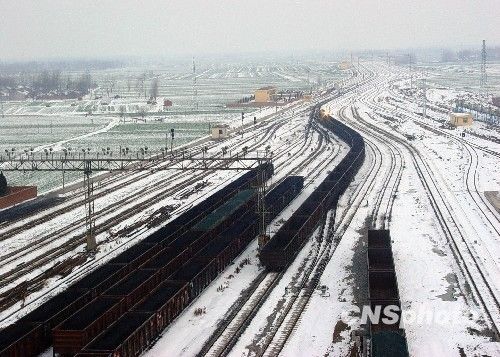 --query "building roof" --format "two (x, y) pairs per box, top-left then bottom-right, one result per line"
(451, 112), (472, 117)
(212, 123), (230, 128)
(257, 86), (276, 91)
